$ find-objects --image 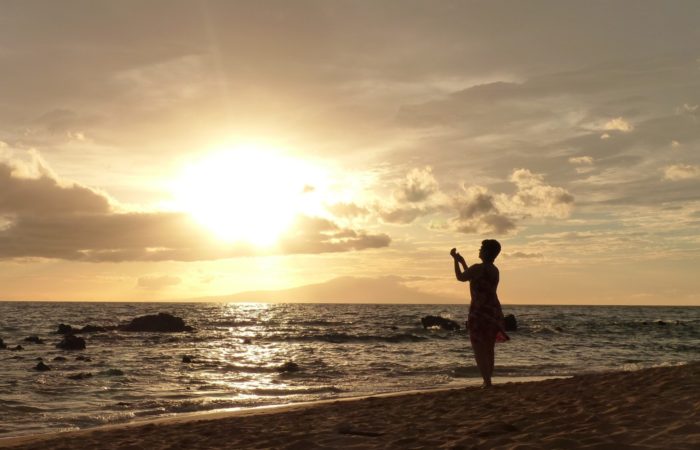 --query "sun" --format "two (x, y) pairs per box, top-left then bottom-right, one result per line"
(172, 143), (323, 246)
